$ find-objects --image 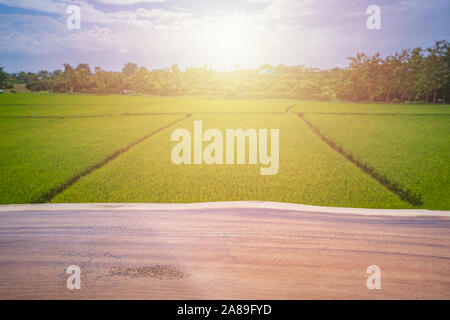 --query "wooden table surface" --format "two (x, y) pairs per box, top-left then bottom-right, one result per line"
(0, 206), (449, 299)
